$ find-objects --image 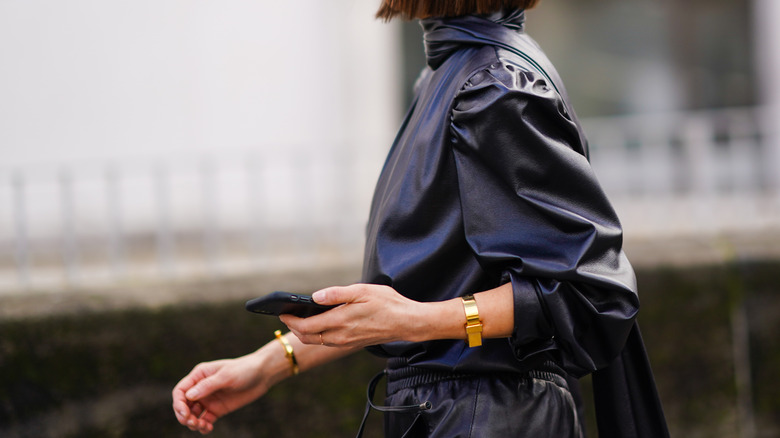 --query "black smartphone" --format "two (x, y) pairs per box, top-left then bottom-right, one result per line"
(245, 291), (336, 318)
